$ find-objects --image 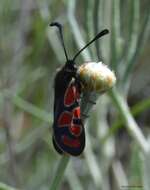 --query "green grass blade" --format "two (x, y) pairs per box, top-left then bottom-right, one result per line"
(102, 95), (150, 144)
(49, 156), (70, 190)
